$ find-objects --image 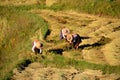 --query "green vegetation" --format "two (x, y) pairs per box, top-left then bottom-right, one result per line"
(30, 54), (120, 75)
(1, 0), (120, 18)
(0, 0), (120, 79)
(8, 4), (46, 11)
(50, 0), (120, 18)
(0, 6), (48, 80)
